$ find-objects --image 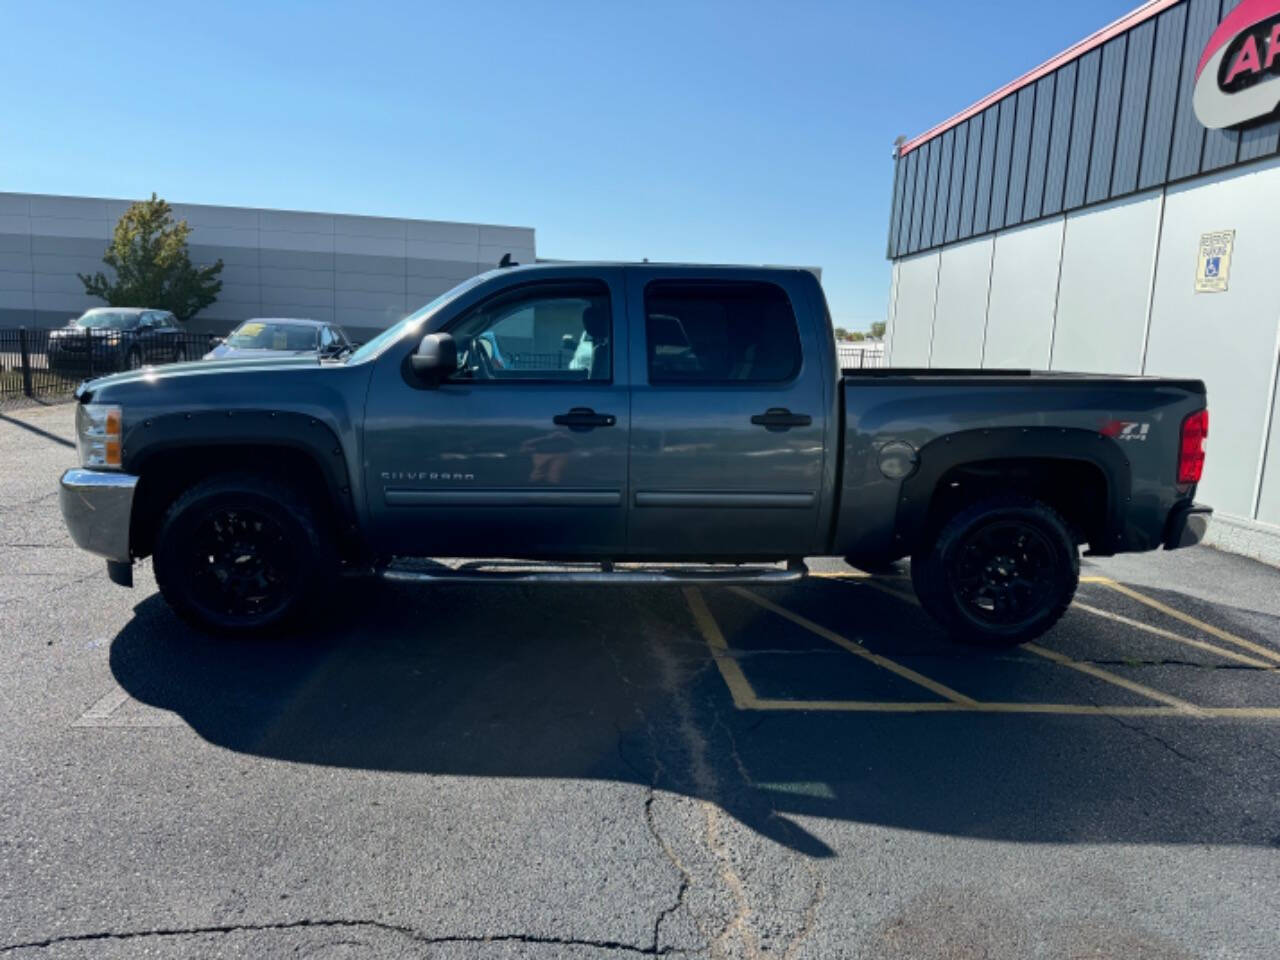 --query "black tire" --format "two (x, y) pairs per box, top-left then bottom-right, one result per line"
(124, 347), (142, 371)
(172, 345), (187, 363)
(910, 495), (1078, 647)
(153, 472), (336, 636)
